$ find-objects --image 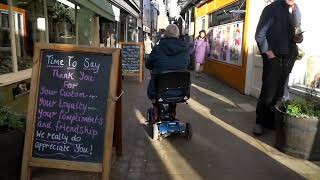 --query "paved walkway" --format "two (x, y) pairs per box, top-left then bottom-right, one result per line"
(32, 72), (320, 180)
